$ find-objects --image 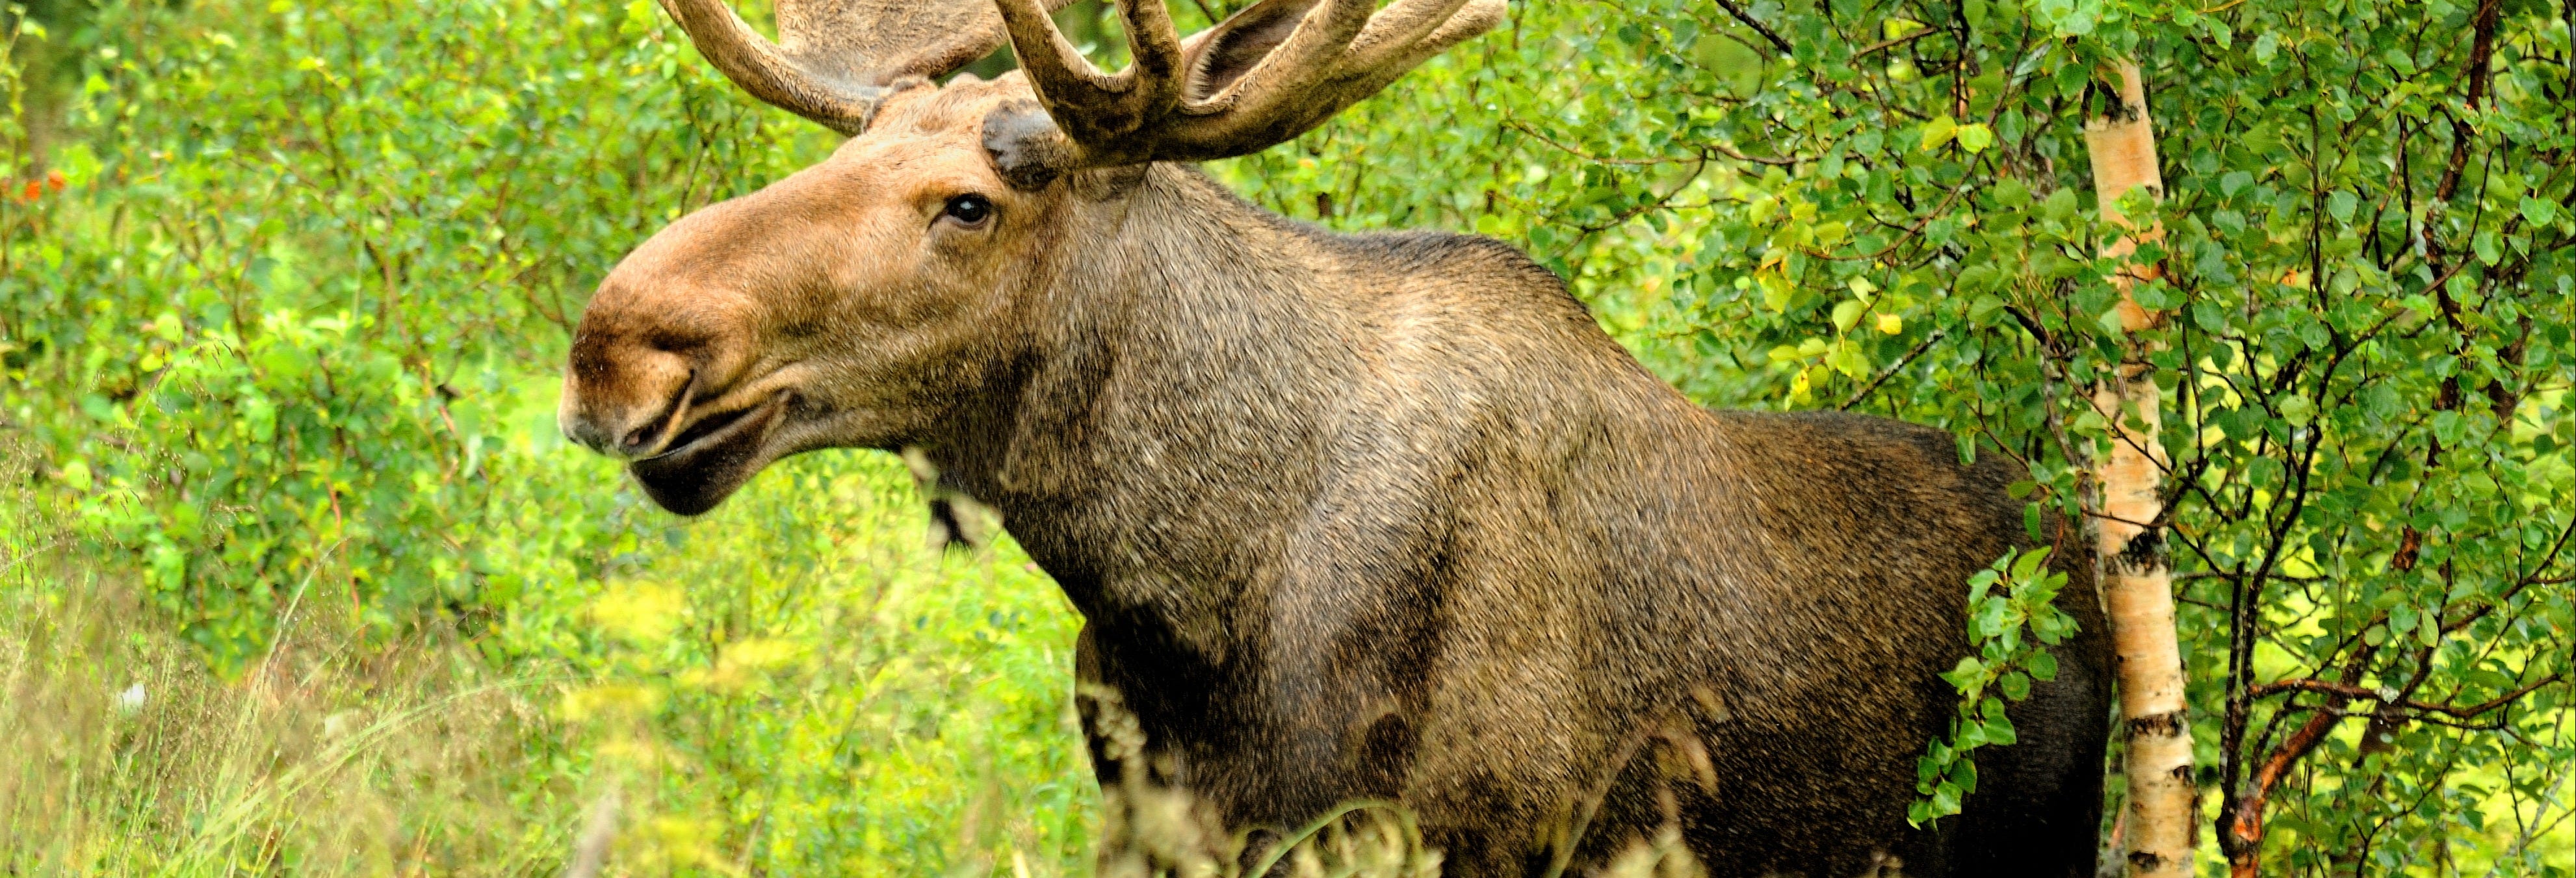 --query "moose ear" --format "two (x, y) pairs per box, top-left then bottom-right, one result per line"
(1179, 0), (1321, 102)
(982, 97), (1078, 190)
